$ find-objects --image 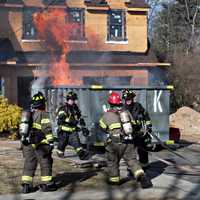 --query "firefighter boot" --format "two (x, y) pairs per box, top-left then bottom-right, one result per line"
(40, 181), (57, 192)
(137, 174), (153, 189)
(140, 163), (150, 171)
(78, 149), (89, 160)
(127, 168), (134, 177)
(21, 183), (34, 194)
